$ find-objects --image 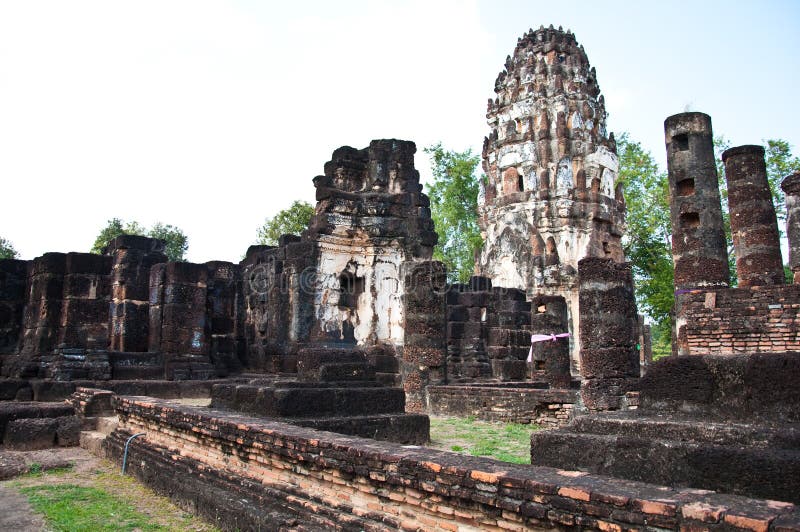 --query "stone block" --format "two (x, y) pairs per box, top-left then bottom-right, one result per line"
(4, 417), (58, 450)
